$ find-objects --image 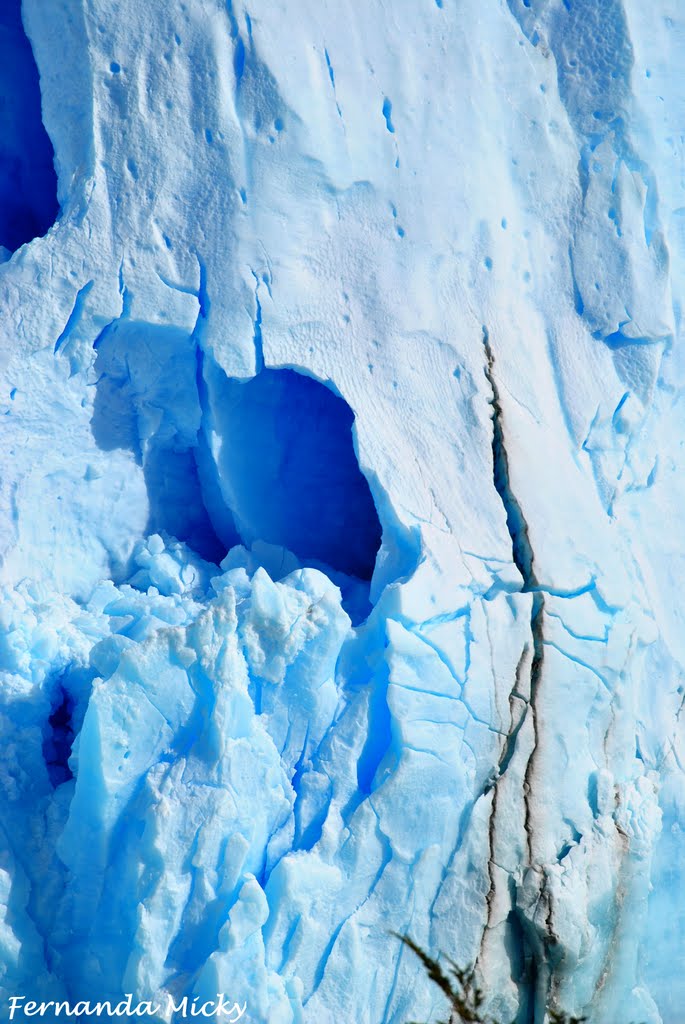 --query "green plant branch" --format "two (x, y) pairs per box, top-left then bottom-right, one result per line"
(394, 933), (591, 1024)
